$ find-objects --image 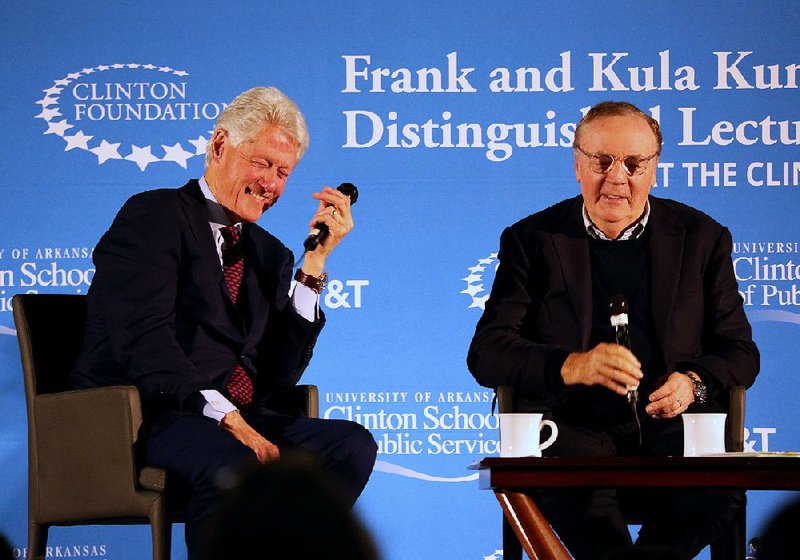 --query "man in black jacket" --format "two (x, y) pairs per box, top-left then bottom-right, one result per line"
(468, 101), (758, 558)
(72, 87), (376, 558)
